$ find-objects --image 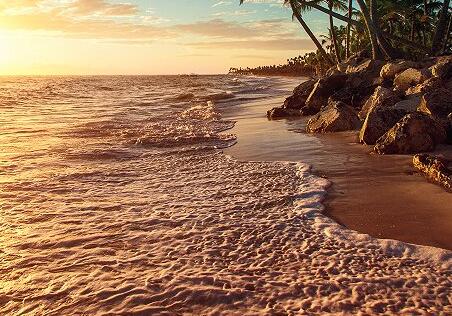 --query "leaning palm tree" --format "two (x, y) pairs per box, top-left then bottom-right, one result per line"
(327, 0), (345, 63)
(240, 0), (333, 66)
(287, 0), (334, 65)
(346, 0), (353, 58)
